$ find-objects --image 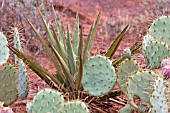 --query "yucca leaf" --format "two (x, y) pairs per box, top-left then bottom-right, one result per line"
(52, 6), (65, 46)
(54, 17), (65, 45)
(38, 8), (59, 53)
(52, 25), (68, 64)
(50, 45), (75, 89)
(77, 27), (83, 57)
(67, 27), (76, 76)
(26, 18), (63, 75)
(105, 25), (128, 59)
(76, 54), (83, 92)
(8, 46), (65, 90)
(83, 11), (100, 62)
(73, 12), (79, 55)
(76, 27), (83, 68)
